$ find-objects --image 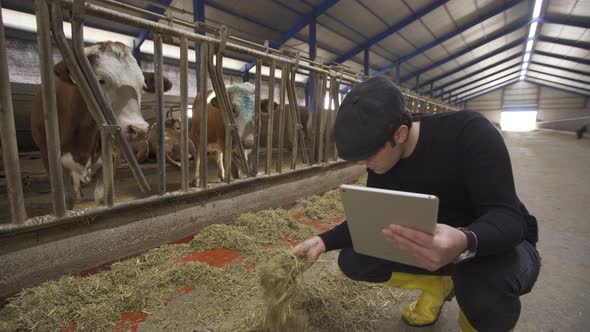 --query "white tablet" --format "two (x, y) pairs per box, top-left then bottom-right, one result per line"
(339, 184), (439, 267)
